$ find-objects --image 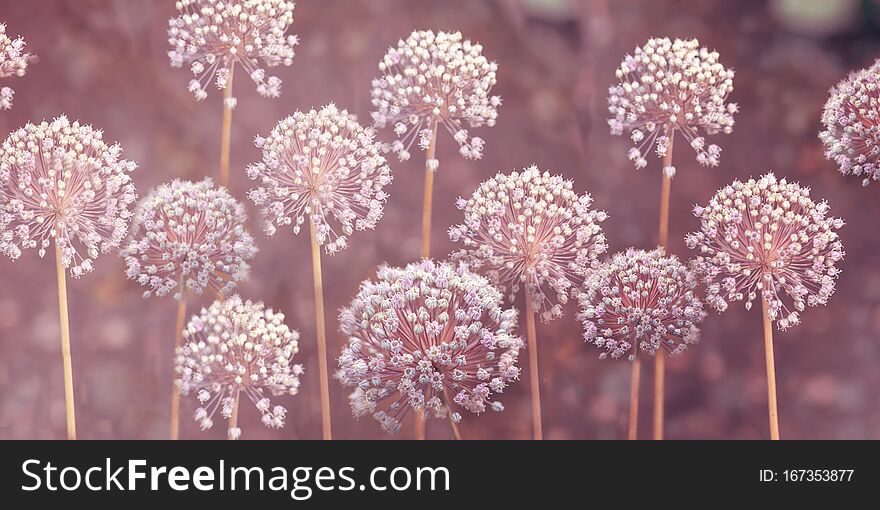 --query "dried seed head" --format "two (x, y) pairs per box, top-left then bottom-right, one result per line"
(578, 248), (706, 361)
(0, 23), (35, 110)
(820, 58), (880, 186)
(449, 165), (608, 322)
(176, 295), (304, 438)
(246, 104), (392, 255)
(337, 259), (523, 434)
(686, 173), (845, 330)
(167, 0), (298, 103)
(608, 37), (736, 171)
(371, 30), (501, 163)
(0, 115), (137, 277)
(123, 178), (257, 300)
